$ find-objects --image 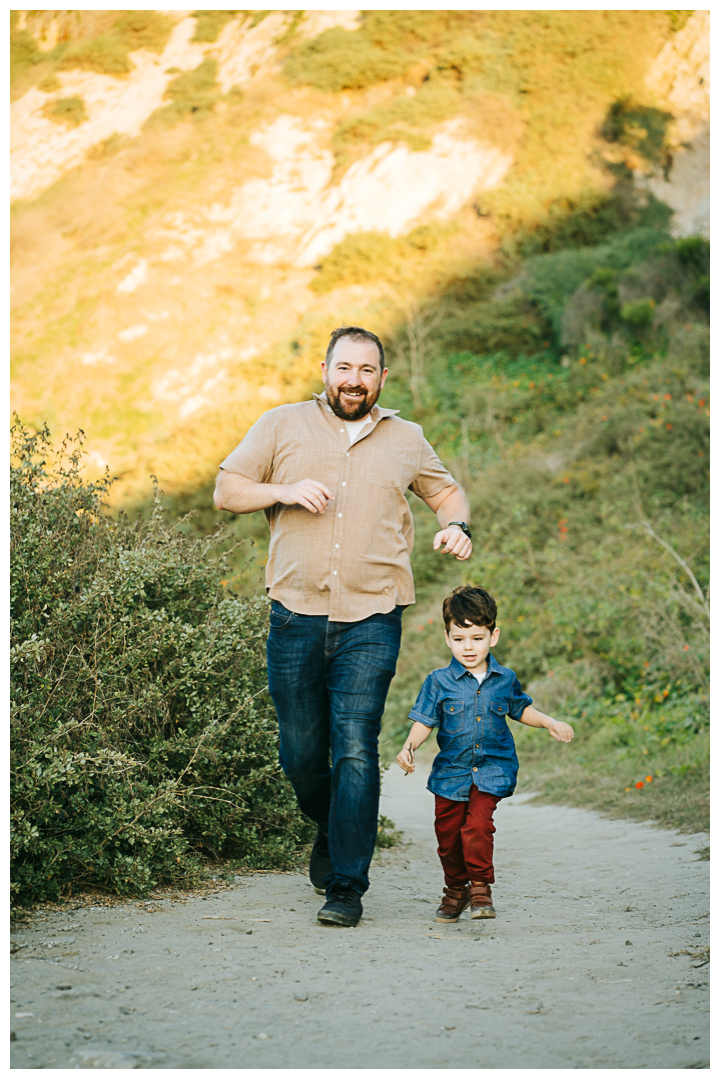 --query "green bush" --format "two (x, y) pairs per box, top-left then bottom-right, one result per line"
(10, 421), (313, 907)
(192, 11), (239, 43)
(284, 27), (407, 92)
(10, 26), (43, 88)
(146, 59), (220, 128)
(334, 79), (459, 157)
(620, 297), (656, 328)
(601, 98), (673, 169)
(112, 11), (174, 53)
(42, 96), (88, 128)
(311, 231), (402, 293)
(57, 36), (133, 75)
